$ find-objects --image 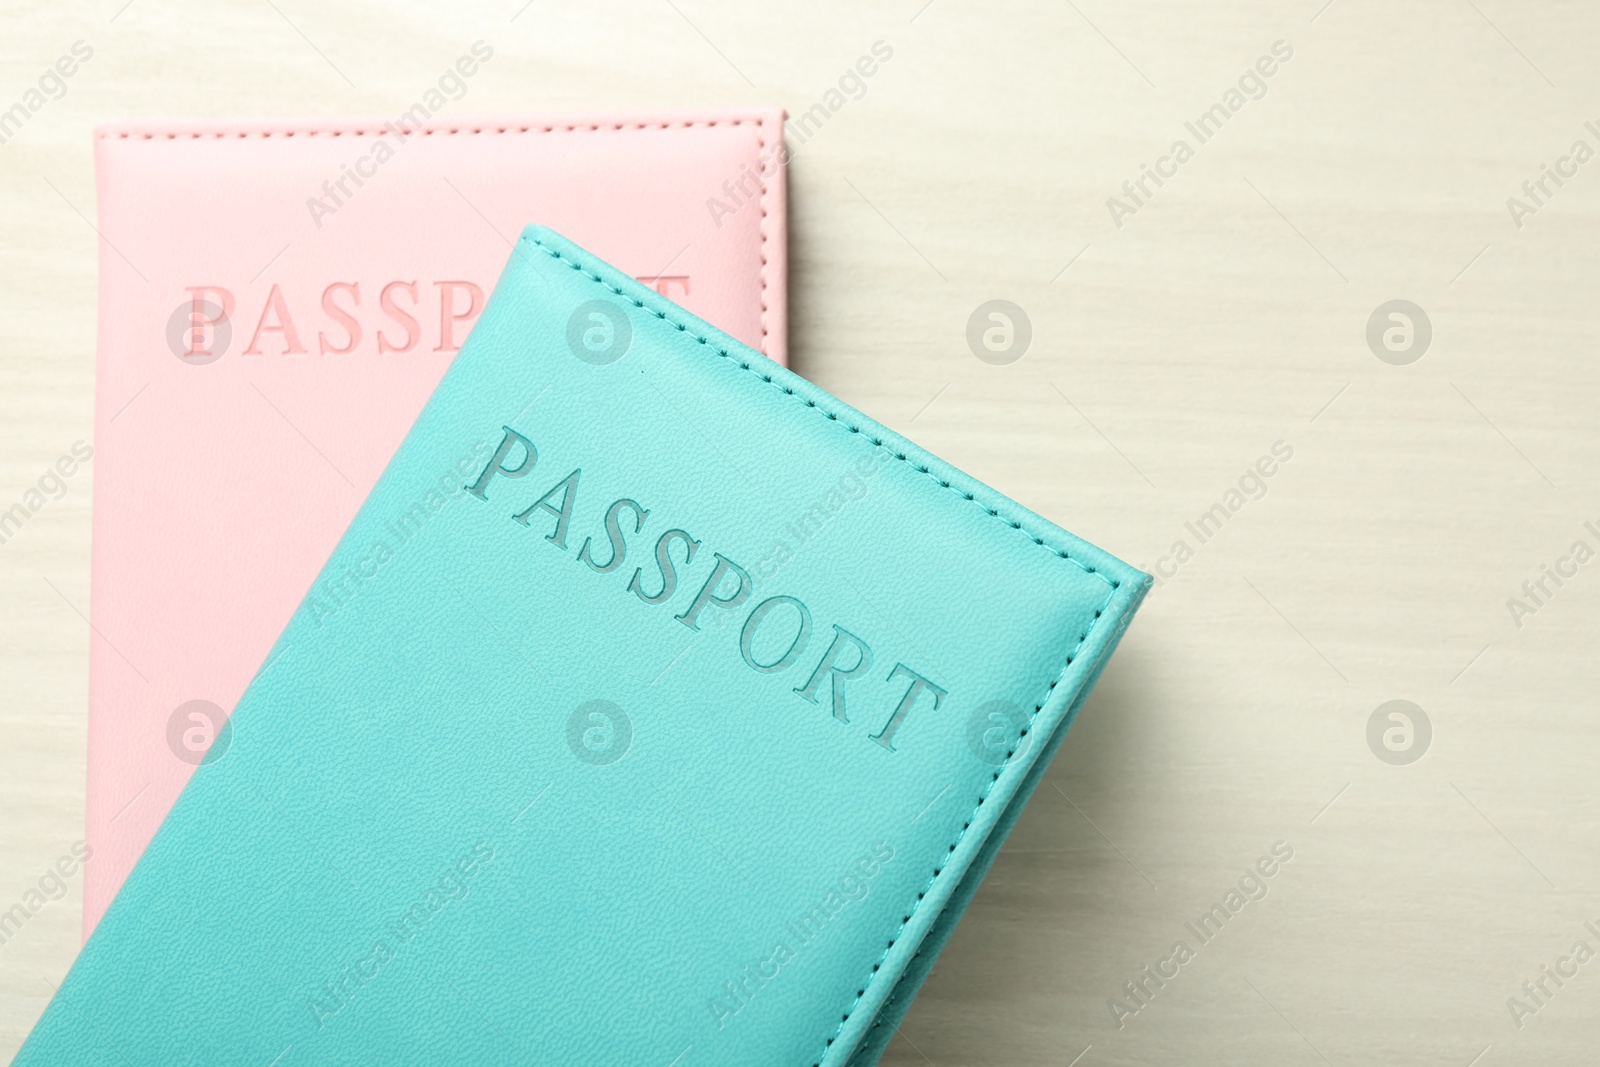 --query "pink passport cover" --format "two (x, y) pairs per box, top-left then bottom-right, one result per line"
(86, 111), (787, 935)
